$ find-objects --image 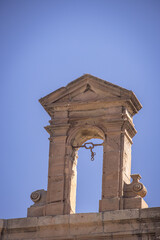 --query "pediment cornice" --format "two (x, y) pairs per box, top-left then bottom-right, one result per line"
(39, 74), (142, 116)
